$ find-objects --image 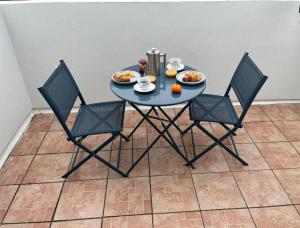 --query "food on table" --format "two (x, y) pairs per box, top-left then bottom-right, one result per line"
(183, 71), (202, 82)
(147, 75), (156, 83)
(114, 71), (135, 82)
(166, 69), (177, 77)
(171, 84), (182, 93)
